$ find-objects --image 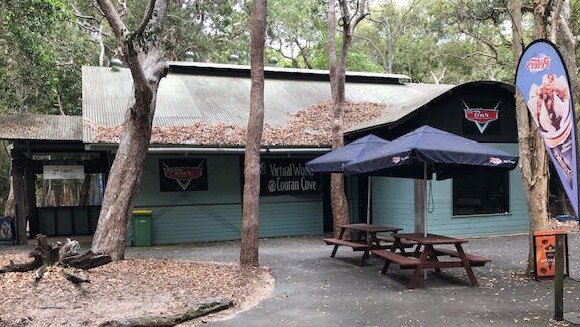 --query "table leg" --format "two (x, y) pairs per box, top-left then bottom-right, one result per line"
(392, 238), (405, 254)
(426, 246), (441, 273)
(381, 258), (391, 274)
(360, 250), (369, 267)
(455, 244), (478, 286)
(408, 248), (430, 289)
(331, 228), (346, 258)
